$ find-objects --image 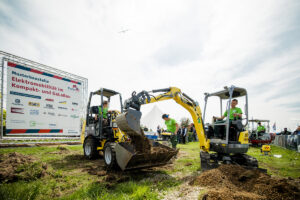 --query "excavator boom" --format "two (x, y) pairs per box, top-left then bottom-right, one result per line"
(115, 87), (210, 170)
